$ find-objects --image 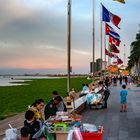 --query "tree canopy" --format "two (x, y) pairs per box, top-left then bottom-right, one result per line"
(128, 32), (140, 69)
